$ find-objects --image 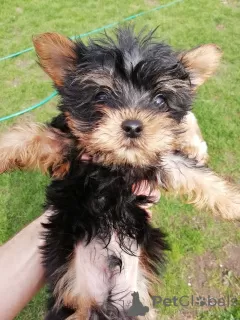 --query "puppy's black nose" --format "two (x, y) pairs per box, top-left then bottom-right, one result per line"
(121, 120), (143, 138)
